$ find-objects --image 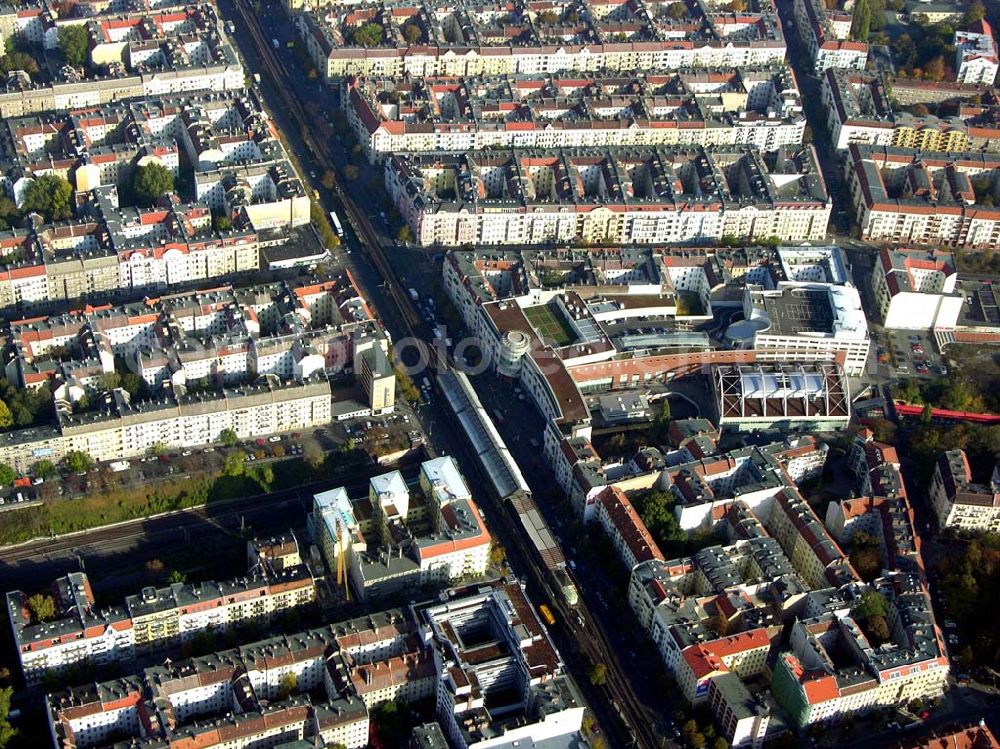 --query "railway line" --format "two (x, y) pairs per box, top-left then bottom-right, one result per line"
(228, 3), (662, 746)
